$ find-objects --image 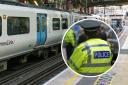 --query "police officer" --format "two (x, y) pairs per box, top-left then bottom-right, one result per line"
(73, 25), (80, 45)
(64, 29), (76, 60)
(68, 20), (112, 76)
